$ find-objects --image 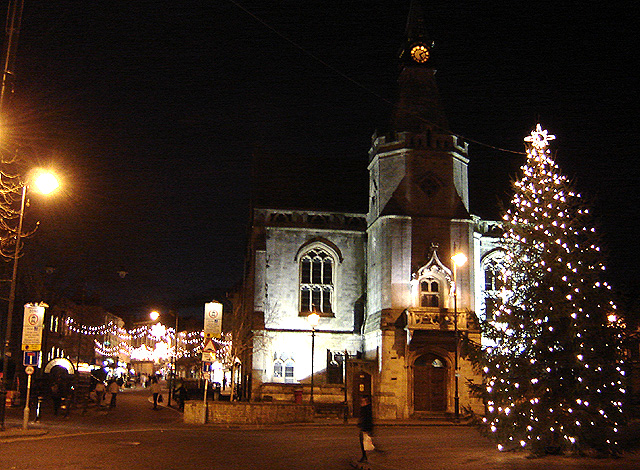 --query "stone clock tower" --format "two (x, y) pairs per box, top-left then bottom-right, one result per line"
(239, 0), (485, 421)
(364, 1), (480, 419)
